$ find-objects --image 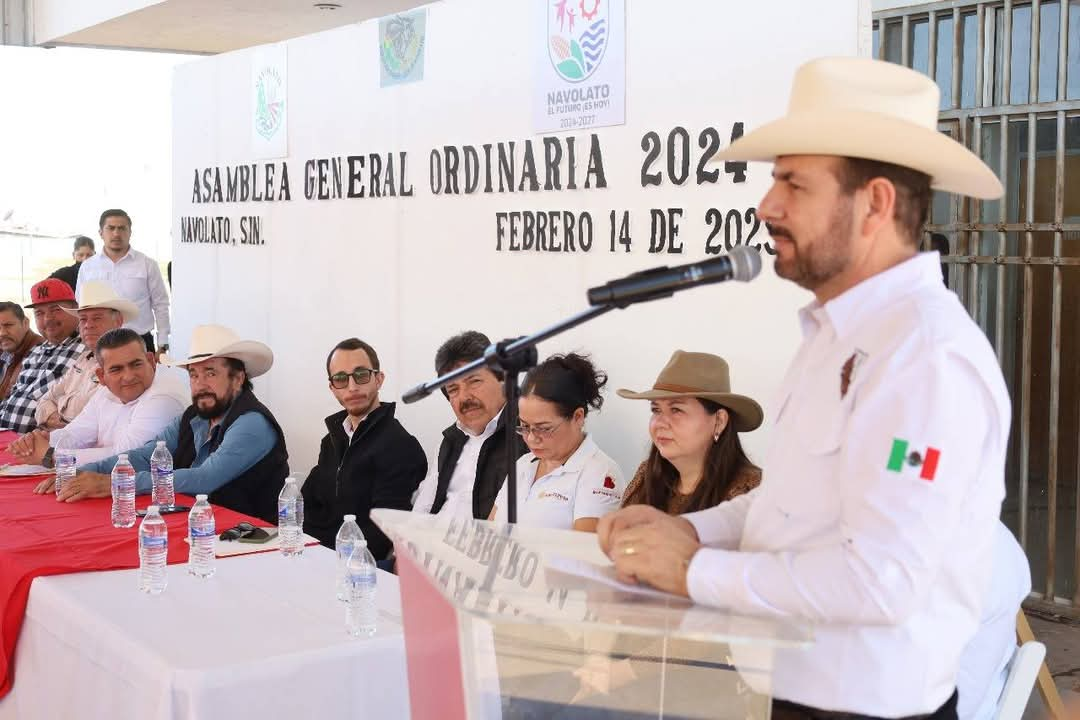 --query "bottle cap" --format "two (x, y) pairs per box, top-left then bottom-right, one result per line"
(156, 440), (166, 447)
(196, 494), (208, 501)
(344, 514), (356, 522)
(147, 505), (160, 514)
(117, 453), (128, 461)
(285, 477), (297, 485)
